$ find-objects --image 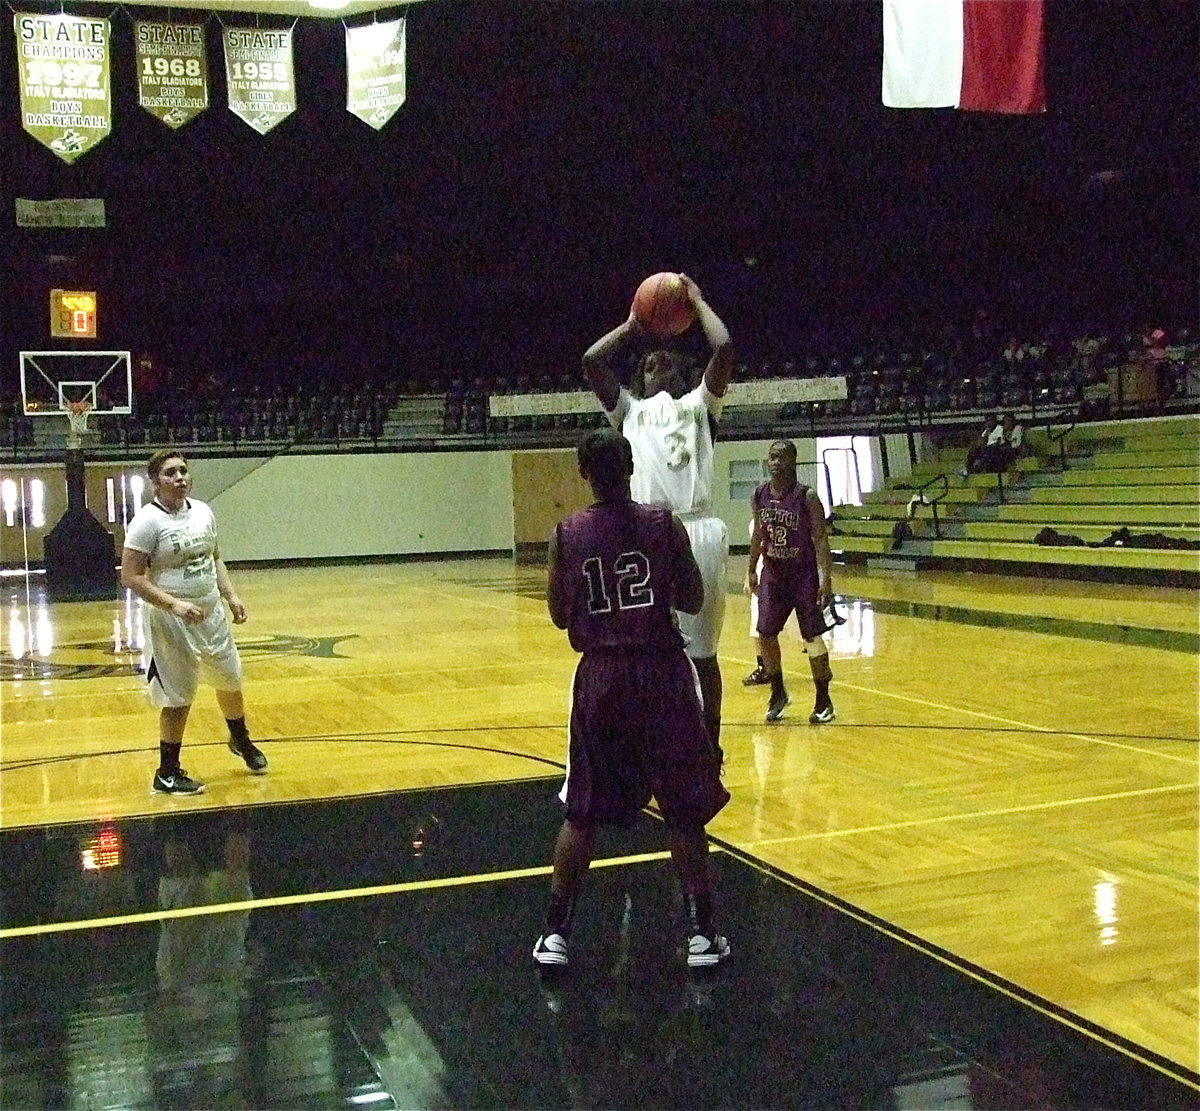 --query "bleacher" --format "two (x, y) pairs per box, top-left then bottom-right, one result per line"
(831, 415), (1200, 581)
